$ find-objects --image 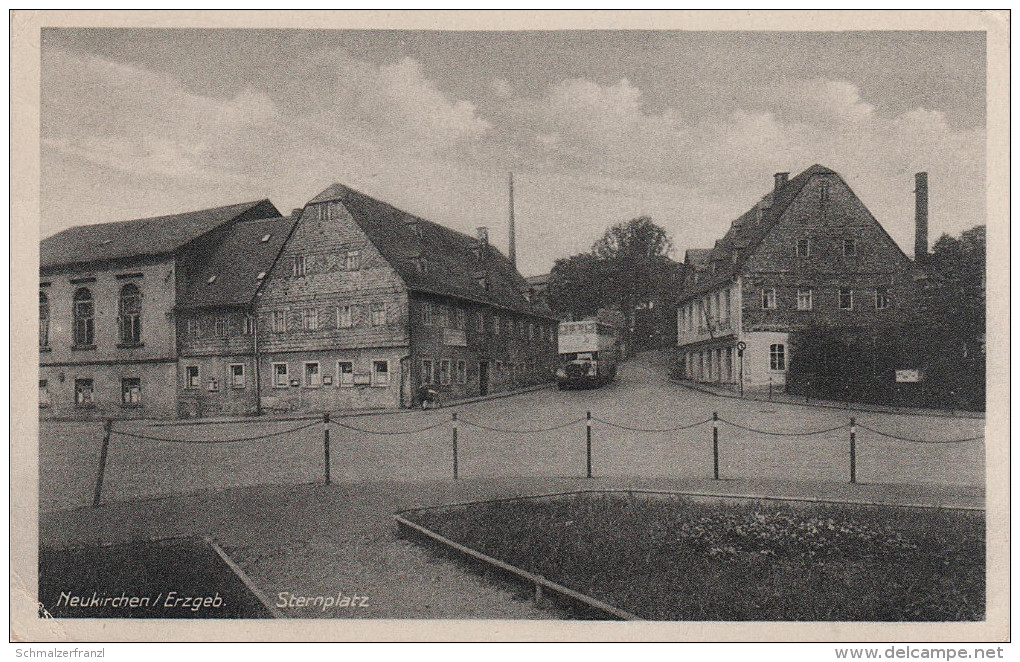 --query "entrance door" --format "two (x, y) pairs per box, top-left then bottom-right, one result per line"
(478, 361), (489, 396)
